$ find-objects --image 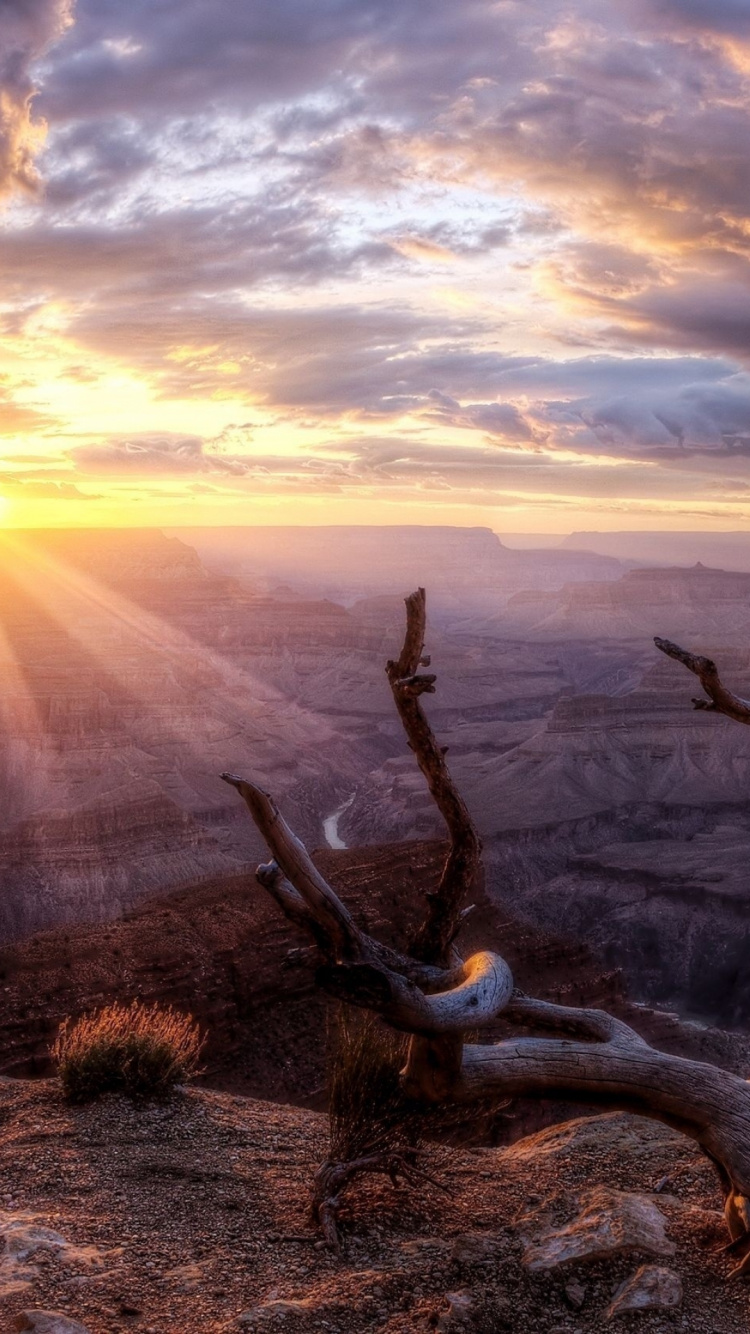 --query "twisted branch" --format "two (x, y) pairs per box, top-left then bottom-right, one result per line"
(655, 637), (750, 724)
